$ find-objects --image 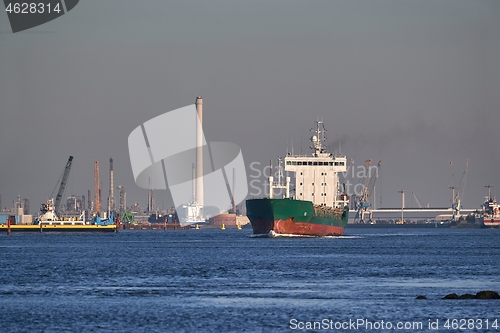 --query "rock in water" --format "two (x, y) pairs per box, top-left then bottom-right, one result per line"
(458, 294), (475, 299)
(443, 293), (459, 299)
(475, 291), (500, 299)
(416, 295), (427, 299)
